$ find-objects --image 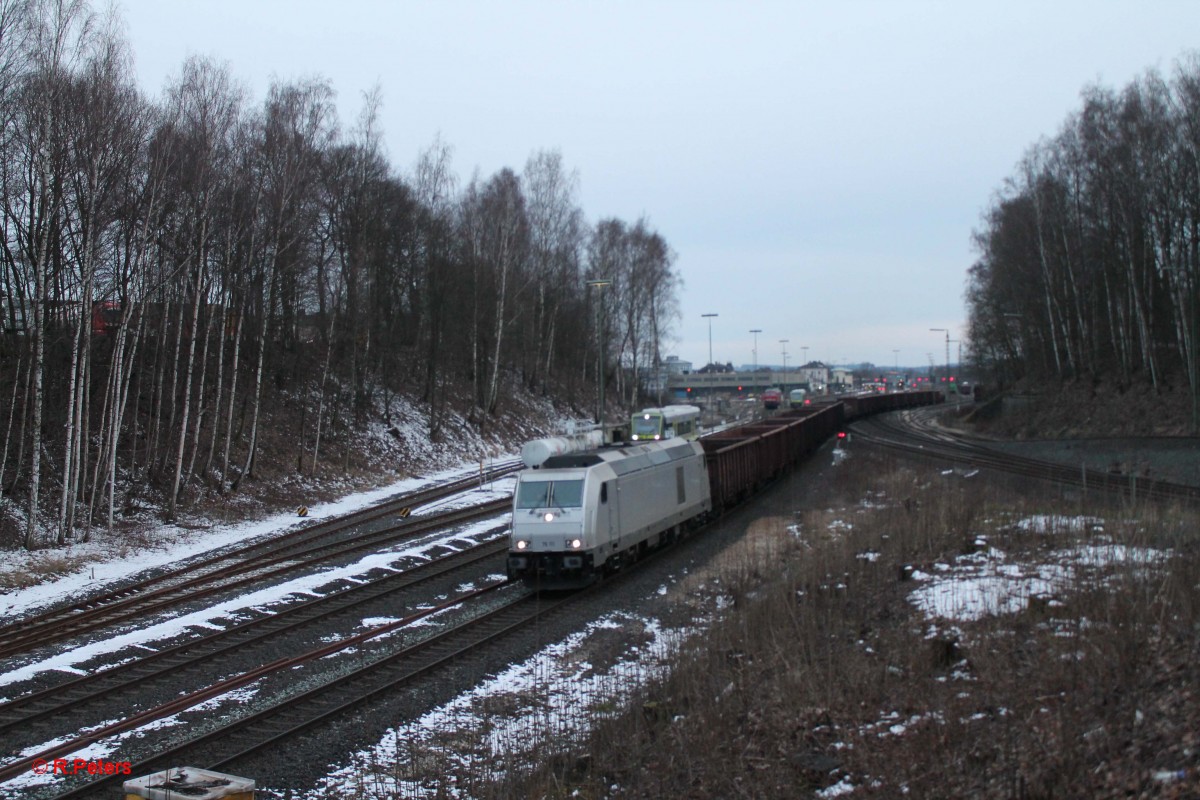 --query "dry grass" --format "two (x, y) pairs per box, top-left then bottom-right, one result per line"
(0, 552), (79, 591)
(480, 451), (1200, 799)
